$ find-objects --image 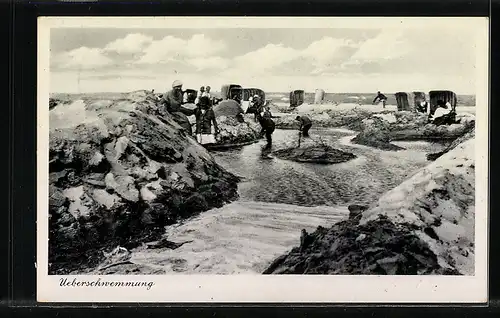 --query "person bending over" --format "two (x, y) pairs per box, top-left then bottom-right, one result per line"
(372, 91), (387, 108)
(257, 112), (276, 153)
(296, 115), (312, 137)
